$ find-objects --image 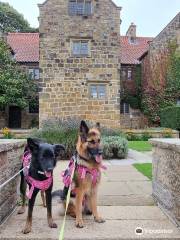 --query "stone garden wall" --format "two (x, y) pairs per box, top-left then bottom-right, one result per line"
(0, 140), (26, 224)
(150, 138), (180, 226)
